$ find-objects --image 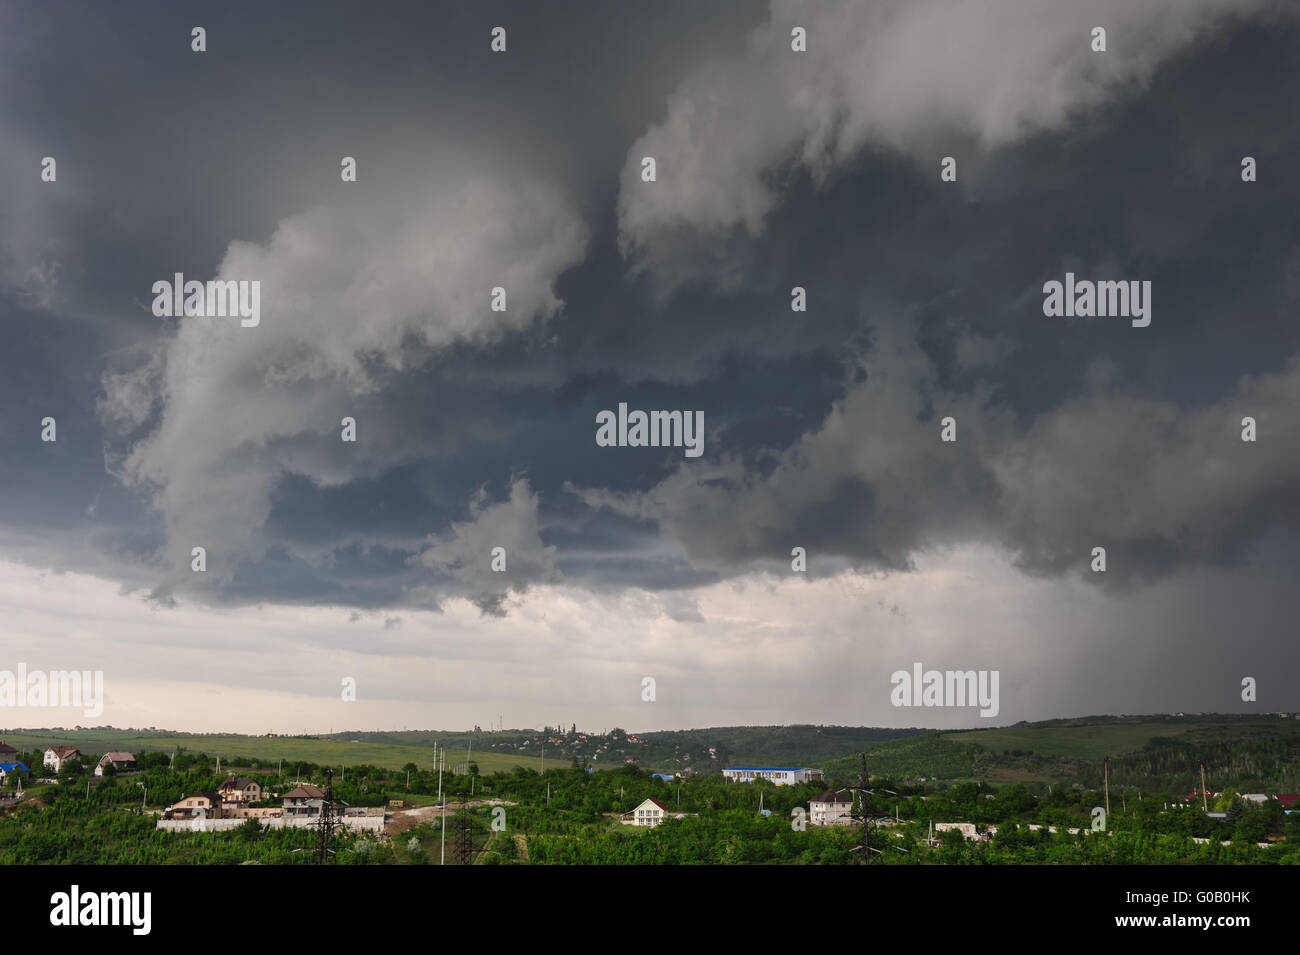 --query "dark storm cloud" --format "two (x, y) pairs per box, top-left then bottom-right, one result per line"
(1, 0), (1297, 617)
